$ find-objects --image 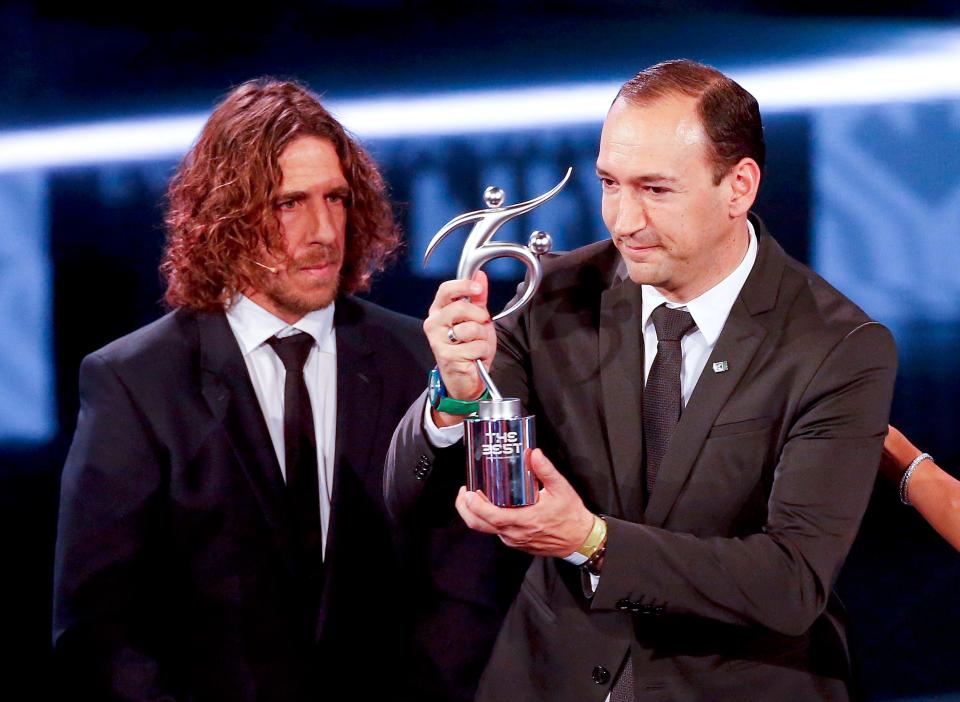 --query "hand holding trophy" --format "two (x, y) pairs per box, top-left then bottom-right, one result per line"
(424, 168), (572, 507)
